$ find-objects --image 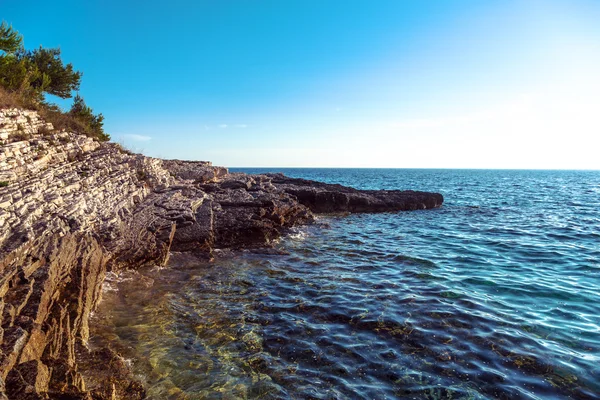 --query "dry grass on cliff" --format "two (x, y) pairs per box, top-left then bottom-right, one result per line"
(0, 87), (81, 132)
(0, 86), (109, 141)
(0, 86), (28, 109)
(37, 105), (92, 135)
(0, 86), (47, 112)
